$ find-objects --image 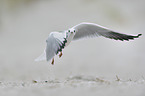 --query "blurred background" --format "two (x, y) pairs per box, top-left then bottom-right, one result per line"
(0, 0), (145, 81)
